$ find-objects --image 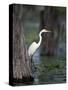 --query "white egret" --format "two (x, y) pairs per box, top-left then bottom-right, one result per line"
(28, 29), (51, 57)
